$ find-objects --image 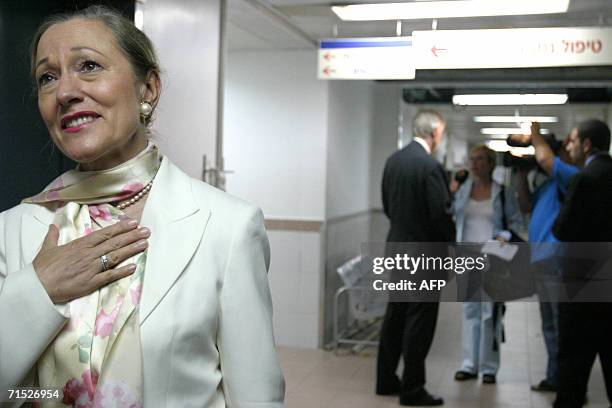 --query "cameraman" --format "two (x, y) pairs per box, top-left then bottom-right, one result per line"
(515, 122), (578, 393)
